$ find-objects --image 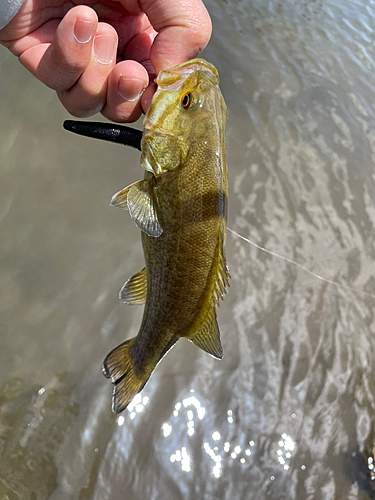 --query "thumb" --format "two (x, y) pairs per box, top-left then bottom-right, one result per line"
(140, 0), (212, 74)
